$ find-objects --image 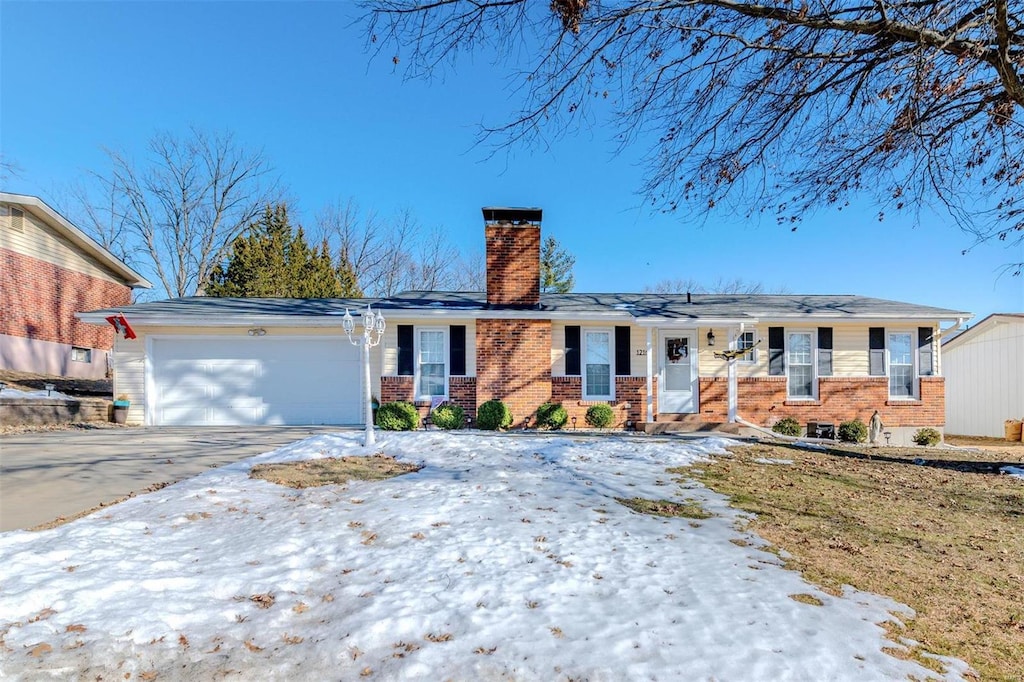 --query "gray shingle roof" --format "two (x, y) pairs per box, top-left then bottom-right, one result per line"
(80, 291), (970, 323)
